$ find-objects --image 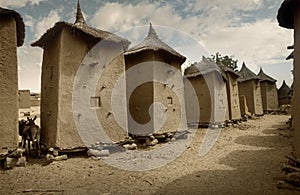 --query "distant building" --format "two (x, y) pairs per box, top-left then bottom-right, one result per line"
(237, 63), (263, 115)
(217, 62), (241, 121)
(30, 92), (41, 107)
(124, 23), (187, 135)
(0, 7), (25, 152)
(18, 90), (31, 109)
(31, 1), (130, 149)
(184, 57), (229, 126)
(277, 80), (291, 106)
(257, 68), (279, 112)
